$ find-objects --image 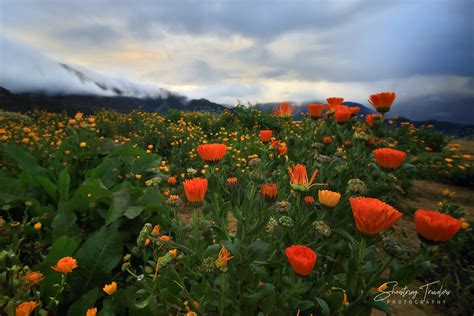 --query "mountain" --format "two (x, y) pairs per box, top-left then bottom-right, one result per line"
(392, 94), (474, 125)
(0, 87), (227, 115)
